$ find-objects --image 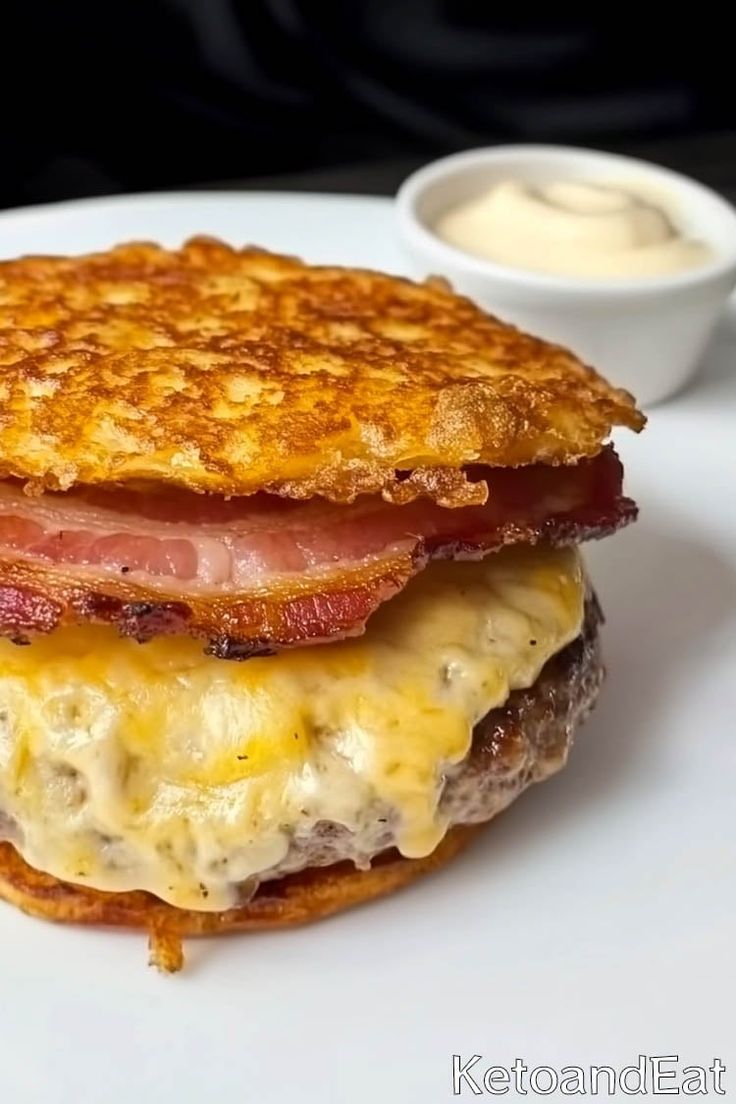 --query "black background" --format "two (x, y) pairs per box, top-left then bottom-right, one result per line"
(3, 1), (735, 207)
